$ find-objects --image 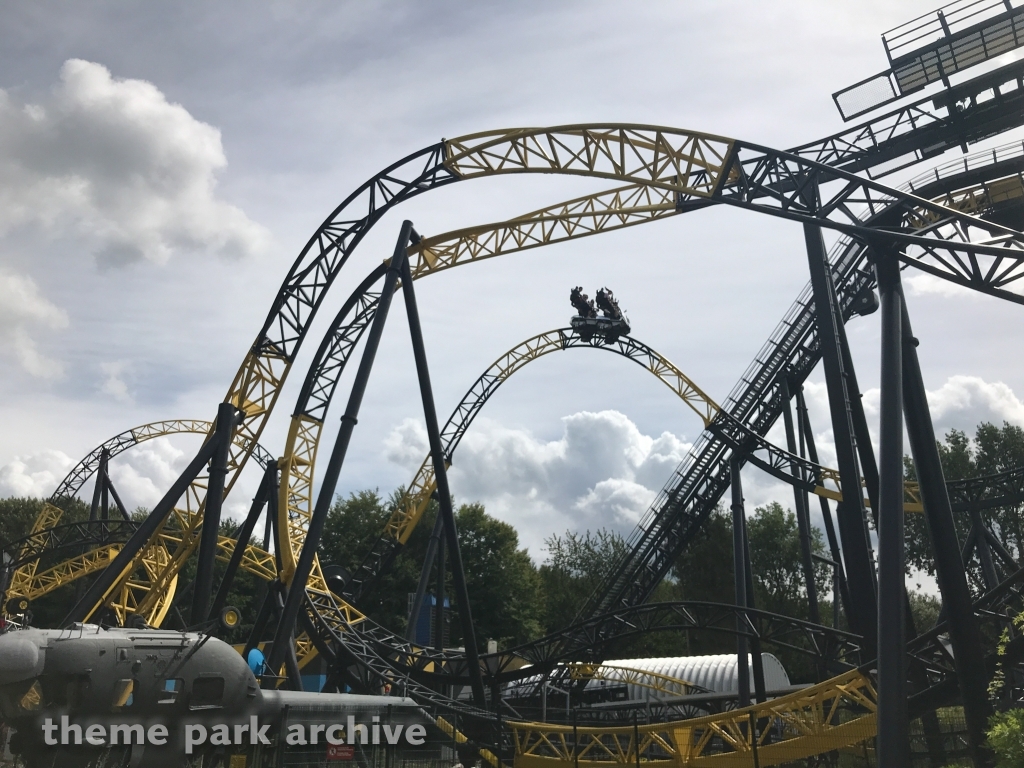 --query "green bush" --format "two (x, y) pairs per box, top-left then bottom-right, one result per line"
(988, 709), (1024, 767)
